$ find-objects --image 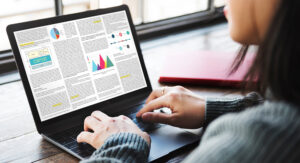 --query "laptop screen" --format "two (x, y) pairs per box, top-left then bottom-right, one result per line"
(13, 11), (147, 121)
